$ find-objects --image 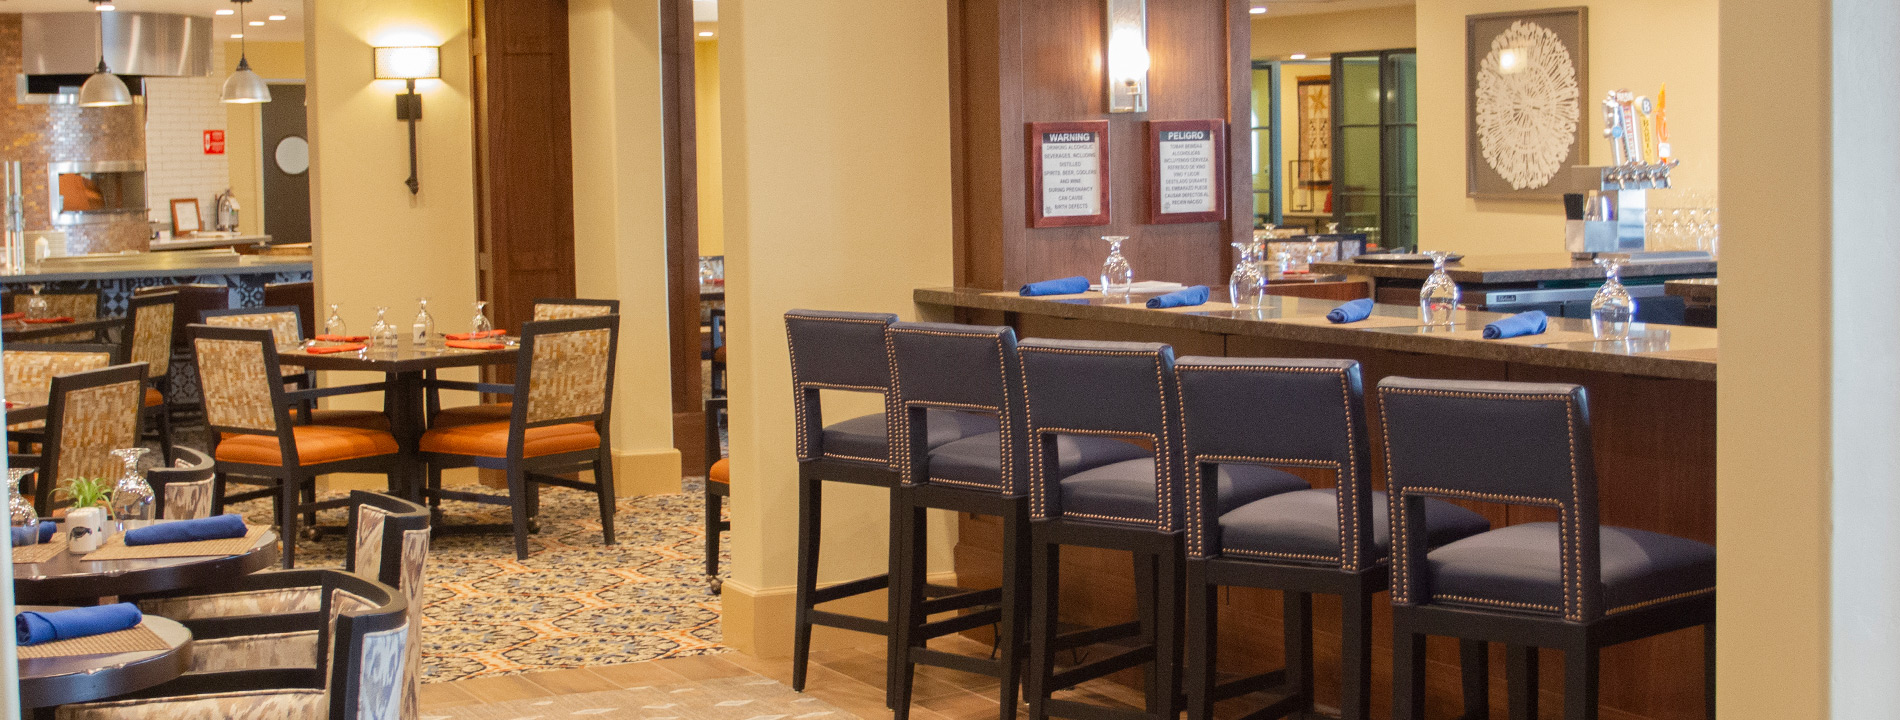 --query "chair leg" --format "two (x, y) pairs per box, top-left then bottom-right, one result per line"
(1461, 639), (1491, 720)
(594, 454), (617, 546)
(506, 467), (531, 560)
(1507, 644), (1539, 720)
(154, 406), (174, 465)
(996, 505), (1030, 720)
(1392, 618), (1426, 720)
(277, 475), (300, 569)
(1563, 641), (1599, 720)
(889, 493), (925, 720)
(1705, 620), (1716, 720)
(1339, 585), (1374, 720)
(704, 491), (722, 579)
(1184, 561), (1218, 720)
(791, 474), (823, 692)
(1153, 539), (1183, 720)
(212, 472), (228, 515)
(1284, 590), (1315, 714)
(1133, 551), (1159, 714)
(1025, 530), (1060, 720)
